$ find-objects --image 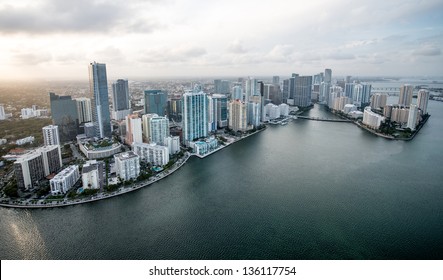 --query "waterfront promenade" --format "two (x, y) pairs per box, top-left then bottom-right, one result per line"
(0, 129), (266, 209)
